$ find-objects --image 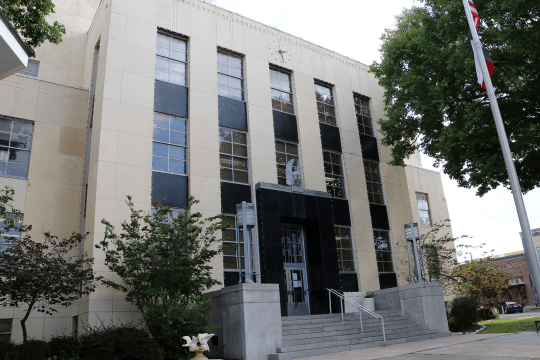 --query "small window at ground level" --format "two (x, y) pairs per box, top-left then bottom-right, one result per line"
(373, 229), (394, 273)
(0, 319), (12, 342)
(0, 215), (23, 252)
(17, 60), (39, 77)
(222, 215), (244, 271)
(335, 226), (354, 272)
